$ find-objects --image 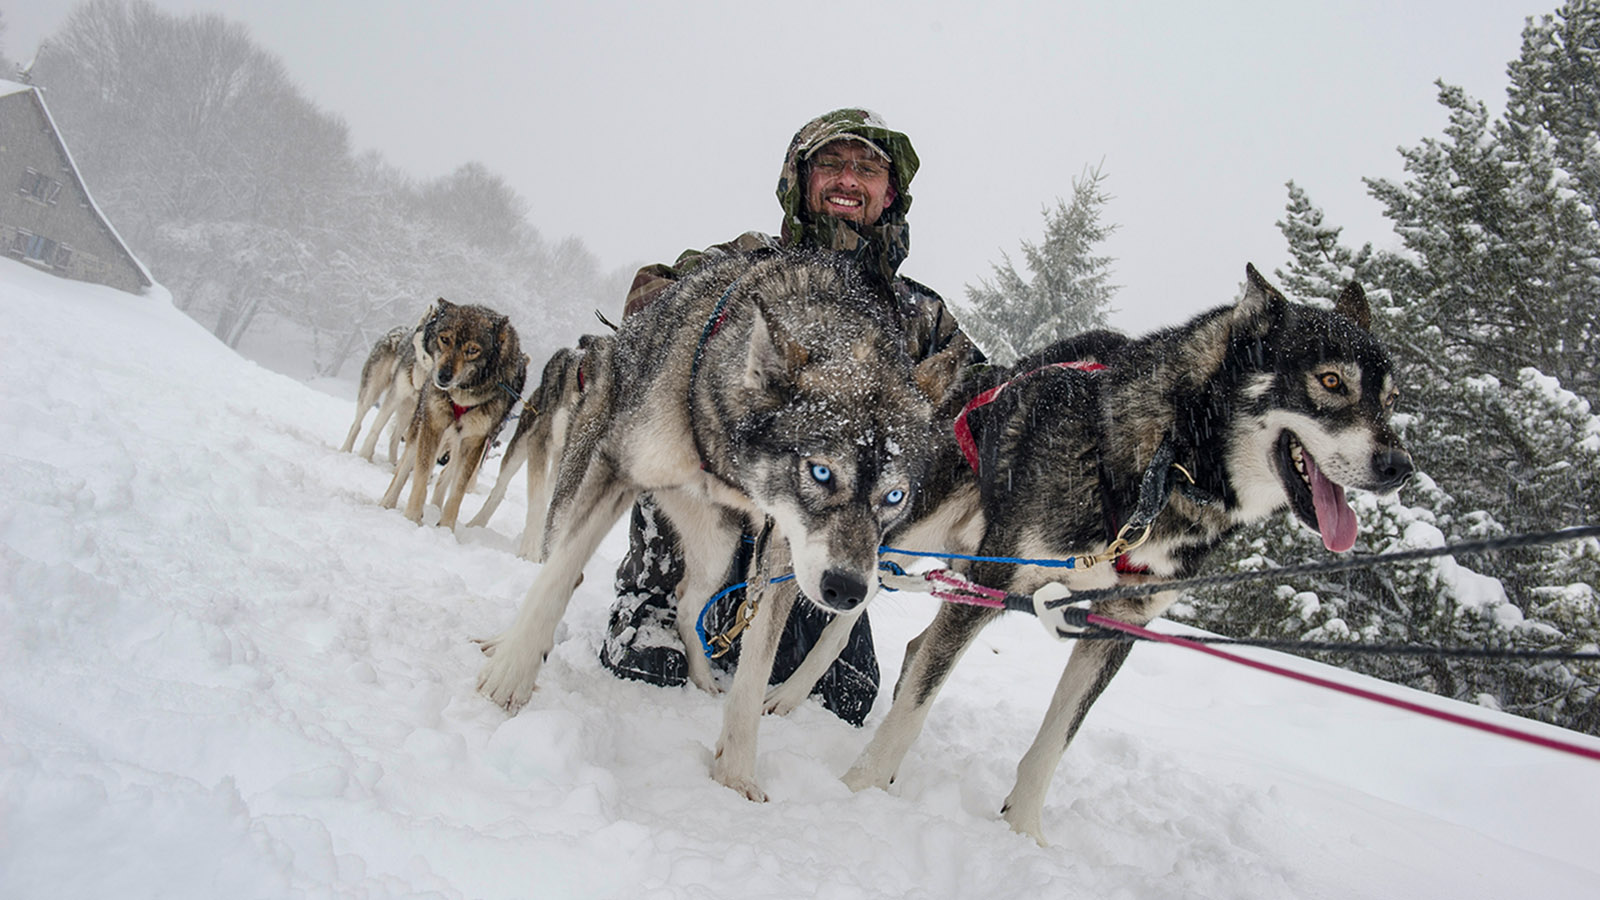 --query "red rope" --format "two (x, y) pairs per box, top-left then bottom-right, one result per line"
(903, 566), (1600, 763)
(1085, 613), (1600, 764)
(926, 569), (1007, 604)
